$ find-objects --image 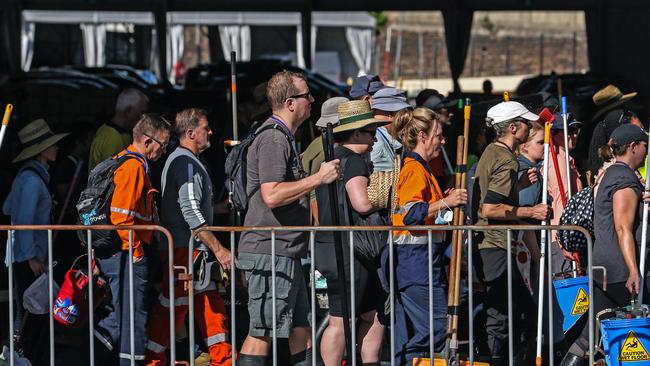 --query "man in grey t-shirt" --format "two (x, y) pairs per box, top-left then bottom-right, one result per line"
(237, 71), (339, 366)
